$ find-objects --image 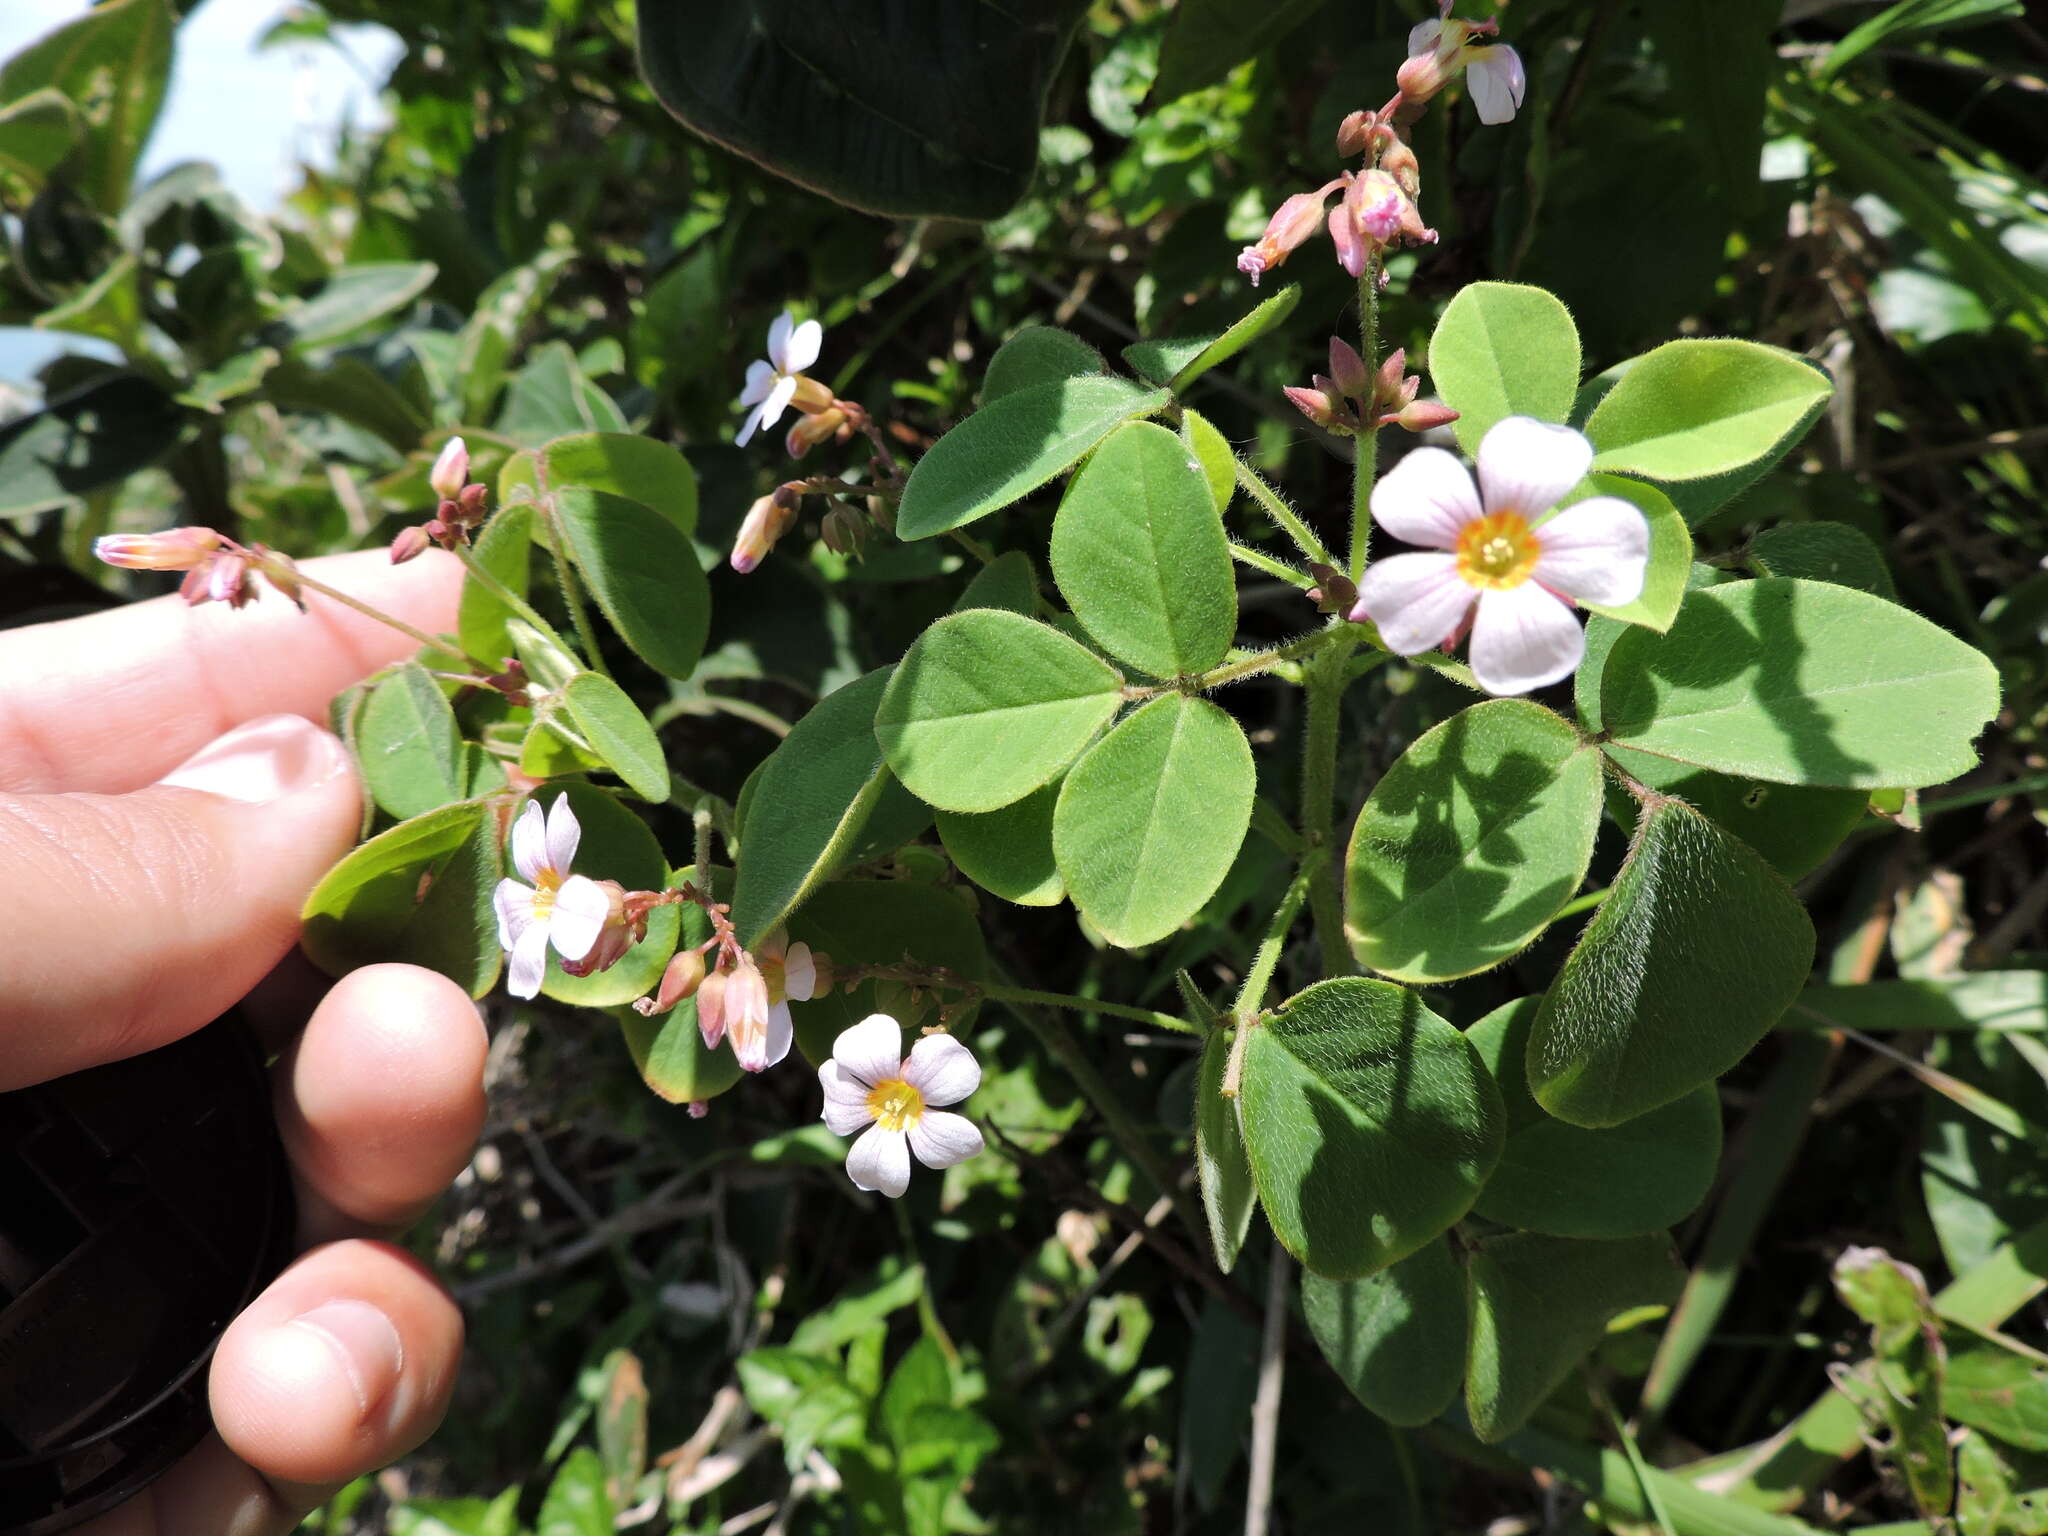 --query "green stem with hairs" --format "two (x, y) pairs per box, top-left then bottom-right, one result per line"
(1350, 261), (1381, 585)
(1301, 639), (1358, 974)
(536, 501), (612, 681)
(279, 562), (495, 673)
(979, 983), (1197, 1035)
(1233, 850), (1326, 1019)
(453, 544), (583, 668)
(1234, 459), (1338, 568)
